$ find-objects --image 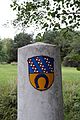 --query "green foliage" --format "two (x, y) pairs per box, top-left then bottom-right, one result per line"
(14, 32), (33, 48)
(62, 31), (80, 67)
(0, 29), (80, 64)
(35, 33), (44, 42)
(0, 40), (8, 63)
(62, 67), (80, 120)
(63, 54), (80, 67)
(35, 28), (80, 65)
(0, 41), (3, 51)
(71, 33), (80, 54)
(42, 30), (60, 44)
(13, 32), (33, 61)
(0, 65), (80, 120)
(0, 88), (17, 120)
(0, 33), (33, 63)
(77, 67), (80, 71)
(0, 64), (17, 120)
(35, 28), (77, 60)
(0, 51), (8, 63)
(11, 0), (80, 30)
(2, 38), (15, 63)
(63, 81), (80, 120)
